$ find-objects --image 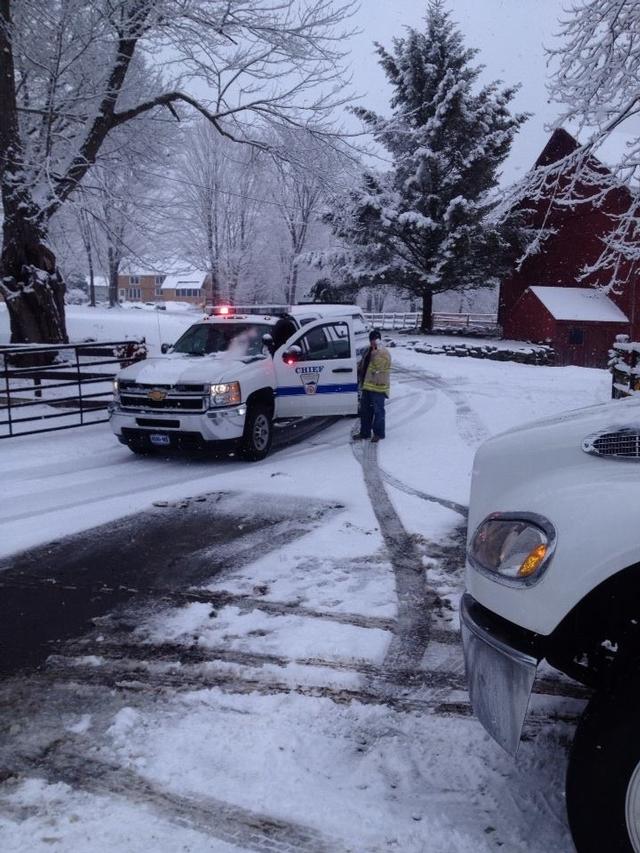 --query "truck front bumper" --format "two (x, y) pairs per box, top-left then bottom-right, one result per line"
(109, 403), (247, 446)
(460, 593), (543, 756)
